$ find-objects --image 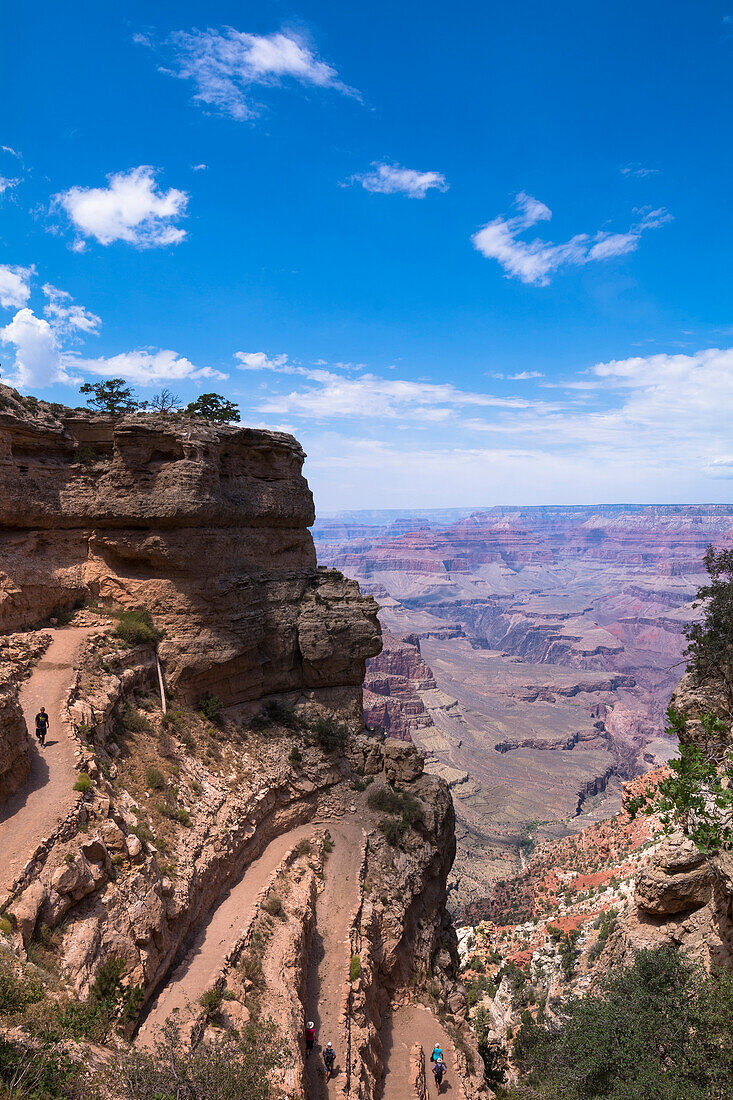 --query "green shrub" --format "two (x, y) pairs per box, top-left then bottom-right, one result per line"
(119, 704), (153, 734)
(378, 816), (408, 846)
(293, 838), (312, 858)
(113, 1017), (285, 1100)
(506, 946), (733, 1100)
(73, 772), (92, 793)
(114, 608), (162, 647)
(160, 801), (192, 827)
(262, 894), (284, 919)
(199, 987), (223, 1019)
(0, 918), (12, 937)
(198, 693), (223, 723)
(349, 955), (362, 981)
(311, 715), (348, 752)
(250, 700), (306, 732)
(288, 744), (303, 765)
(145, 766), (165, 791)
